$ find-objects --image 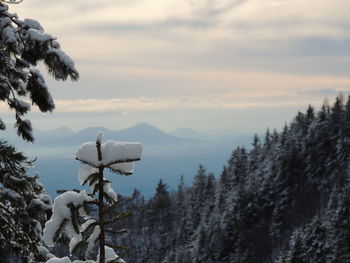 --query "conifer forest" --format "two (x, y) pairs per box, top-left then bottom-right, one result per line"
(111, 96), (350, 263)
(1, 0), (350, 262)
